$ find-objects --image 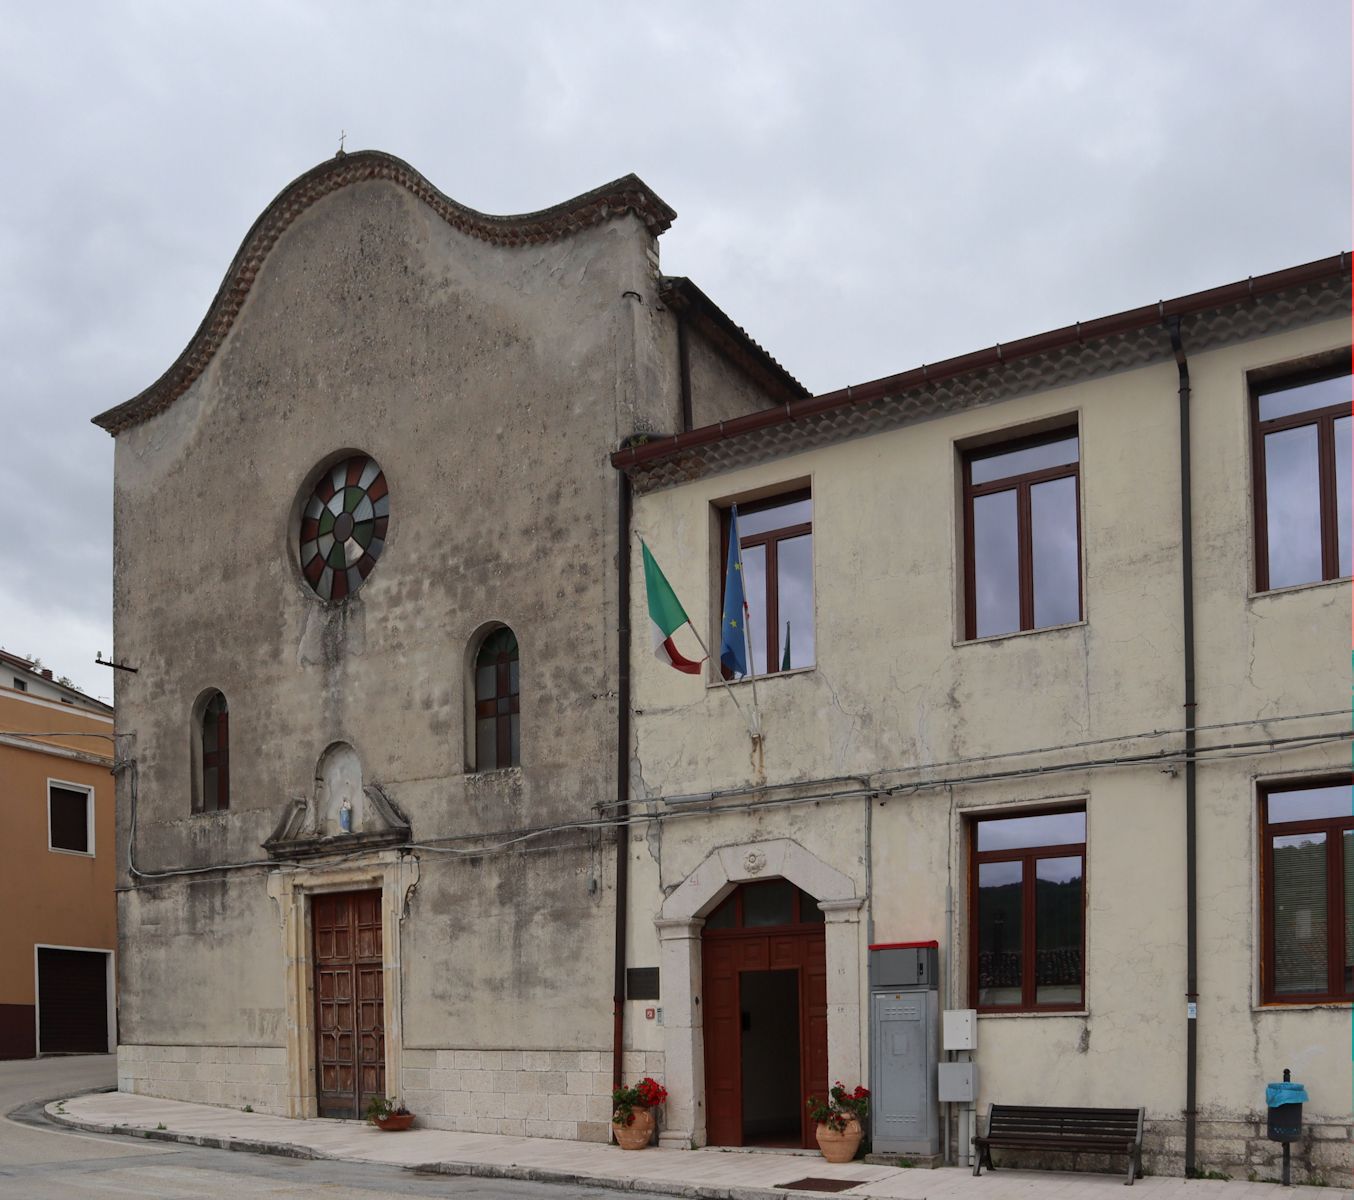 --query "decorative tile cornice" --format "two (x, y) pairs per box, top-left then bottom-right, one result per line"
(620, 263), (1351, 496)
(93, 151), (677, 435)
